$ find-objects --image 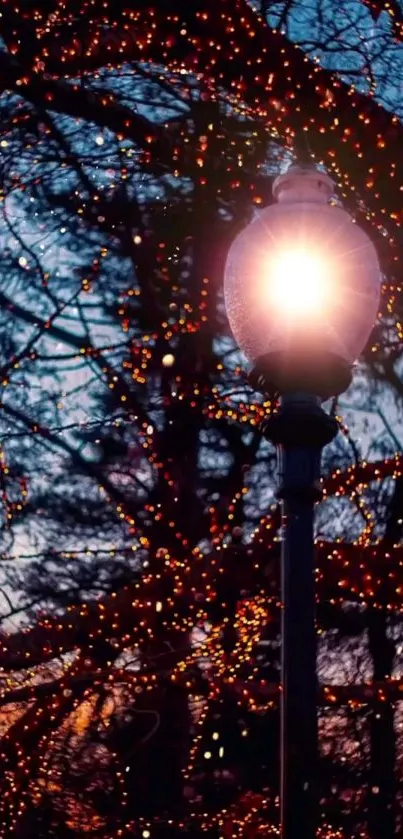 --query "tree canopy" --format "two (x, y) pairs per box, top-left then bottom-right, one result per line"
(0, 1), (401, 837)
